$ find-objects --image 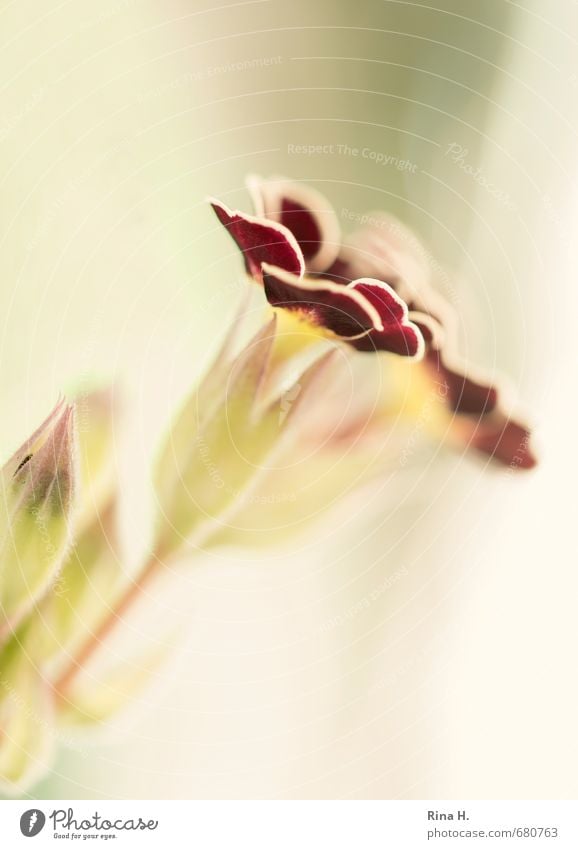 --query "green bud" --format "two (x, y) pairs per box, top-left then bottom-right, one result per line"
(0, 400), (76, 642)
(152, 319), (336, 560)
